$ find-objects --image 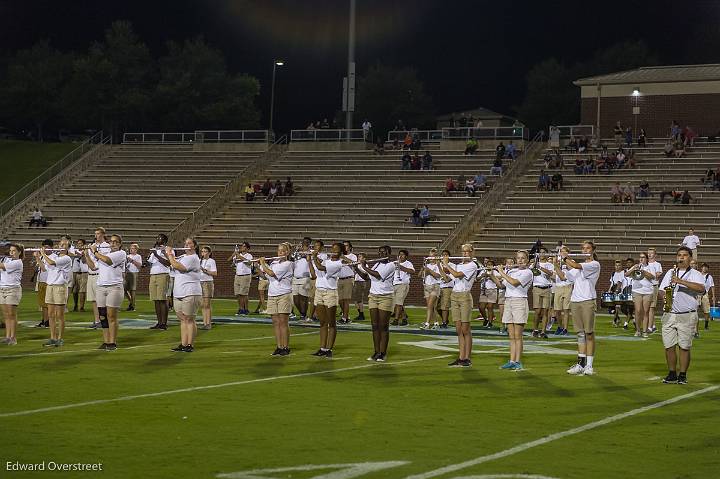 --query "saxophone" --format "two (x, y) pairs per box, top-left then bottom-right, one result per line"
(663, 265), (677, 313)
